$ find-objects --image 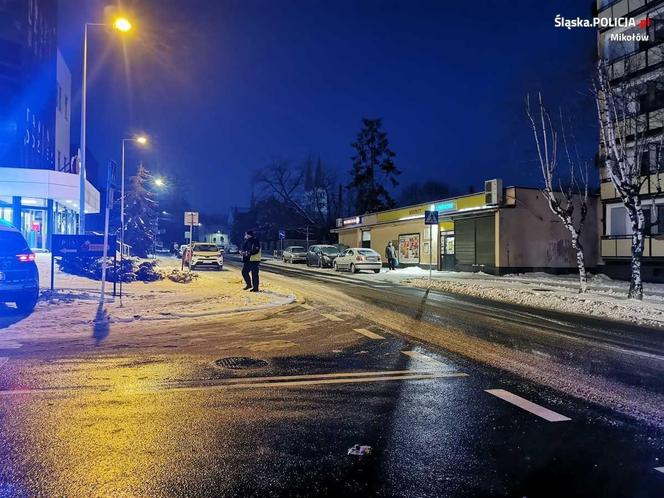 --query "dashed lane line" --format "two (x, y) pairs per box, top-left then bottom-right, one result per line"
(485, 389), (571, 422)
(353, 328), (385, 340)
(401, 350), (446, 366)
(0, 341), (22, 349)
(321, 313), (344, 322)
